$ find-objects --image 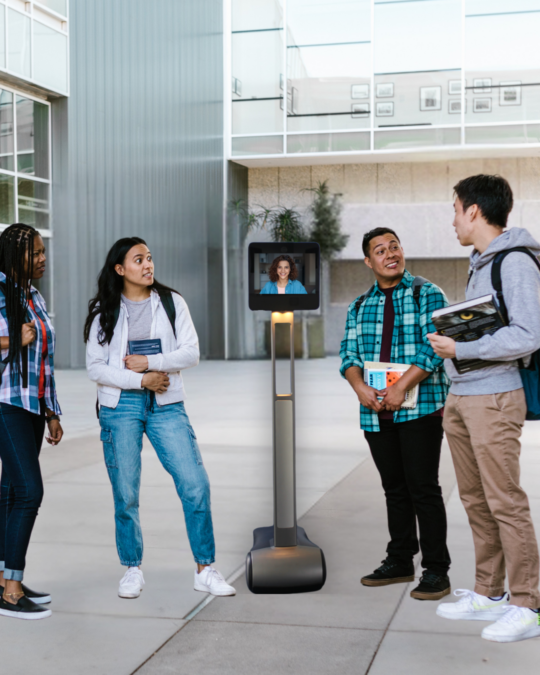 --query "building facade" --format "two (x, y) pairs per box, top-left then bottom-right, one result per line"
(0, 0), (225, 367)
(226, 0), (540, 356)
(2, 0), (539, 364)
